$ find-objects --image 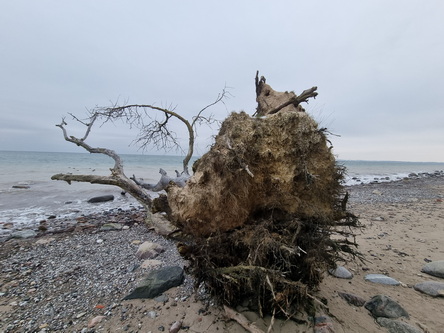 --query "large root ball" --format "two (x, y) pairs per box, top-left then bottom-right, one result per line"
(167, 110), (343, 236)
